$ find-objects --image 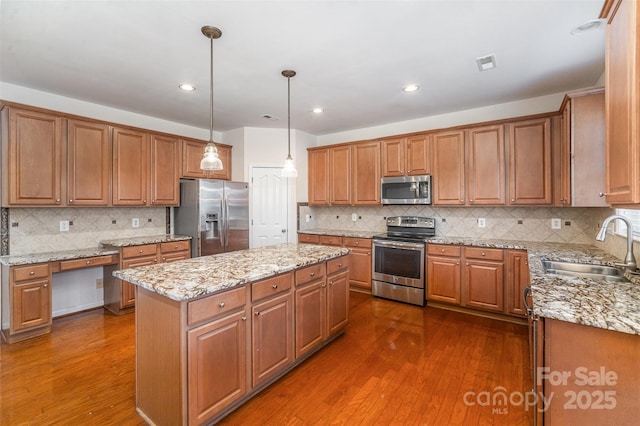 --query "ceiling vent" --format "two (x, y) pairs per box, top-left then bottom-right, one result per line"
(476, 54), (497, 72)
(260, 114), (280, 121)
